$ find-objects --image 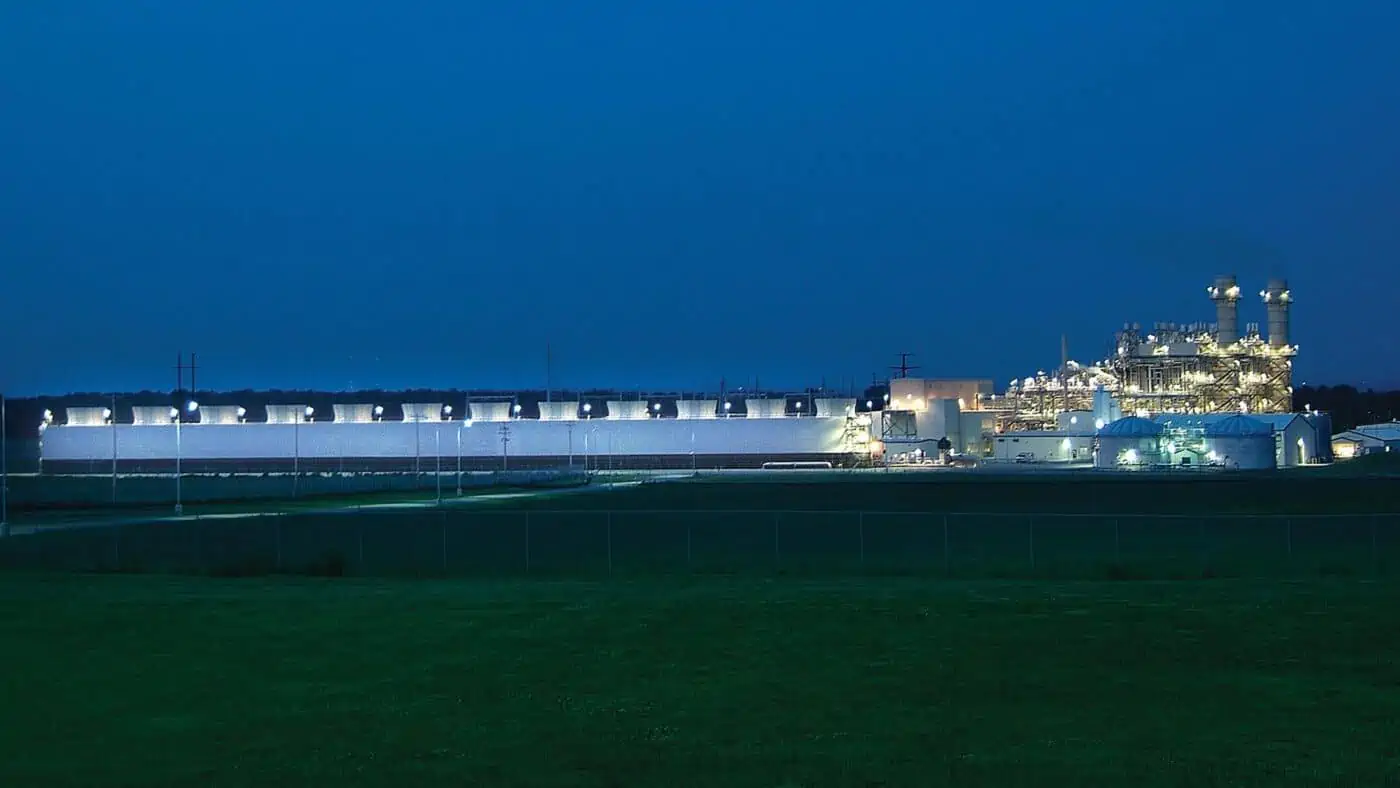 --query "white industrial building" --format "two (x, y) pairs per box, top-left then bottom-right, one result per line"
(1332, 421), (1400, 459)
(38, 397), (869, 472)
